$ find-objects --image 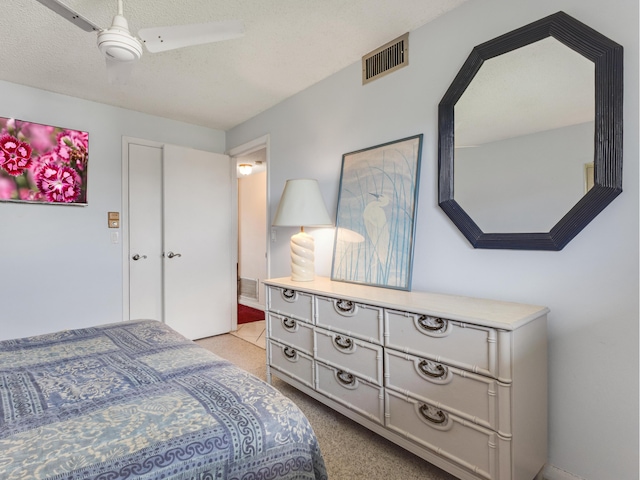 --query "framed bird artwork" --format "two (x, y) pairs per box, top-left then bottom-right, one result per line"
(331, 134), (422, 290)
